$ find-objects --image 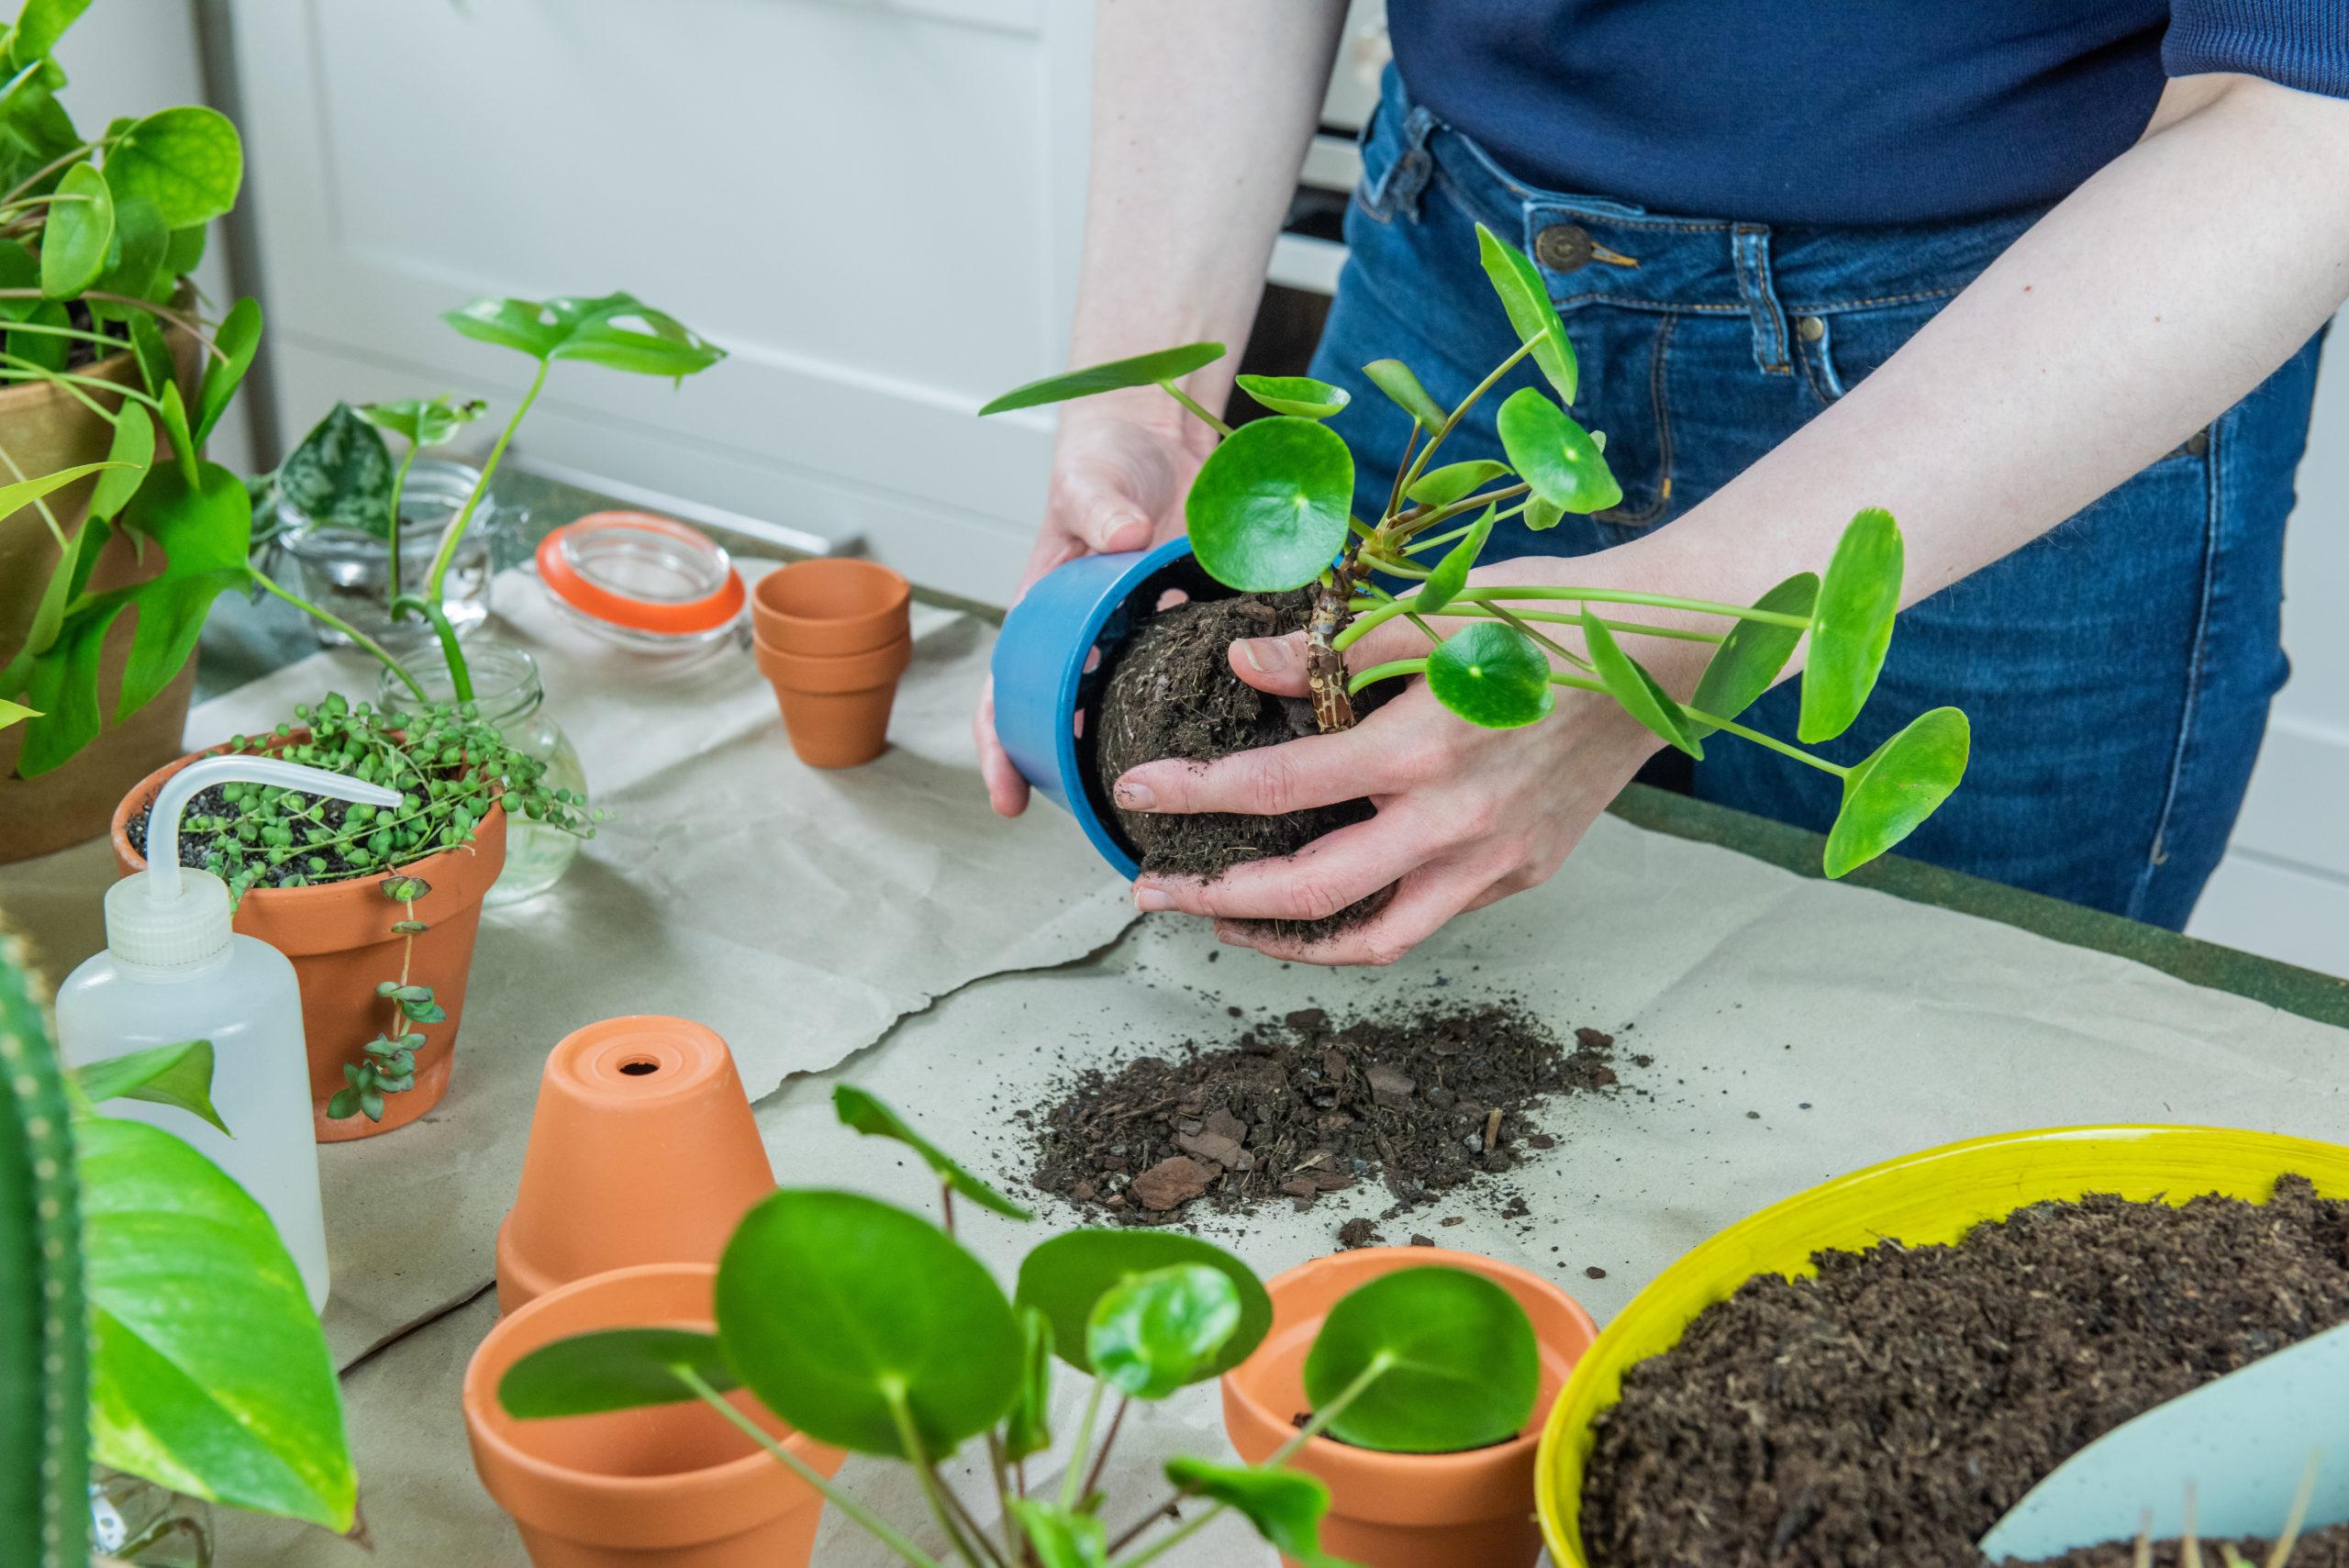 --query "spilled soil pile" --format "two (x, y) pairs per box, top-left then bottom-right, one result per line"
(1582, 1177), (2349, 1568)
